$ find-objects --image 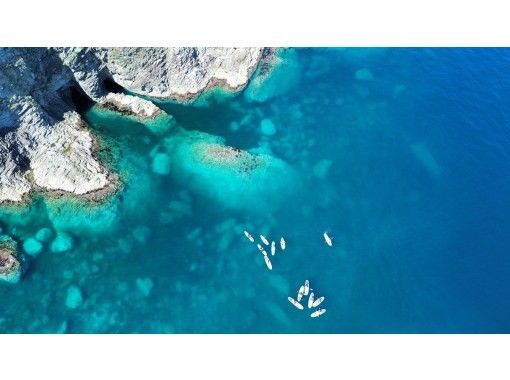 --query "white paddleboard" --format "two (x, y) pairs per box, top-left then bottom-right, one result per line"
(280, 237), (286, 250)
(308, 292), (315, 308)
(244, 230), (254, 242)
(297, 285), (305, 301)
(323, 232), (333, 247)
(257, 243), (268, 256)
(310, 308), (326, 318)
(312, 296), (325, 308)
(264, 255), (273, 270)
(288, 297), (304, 310)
